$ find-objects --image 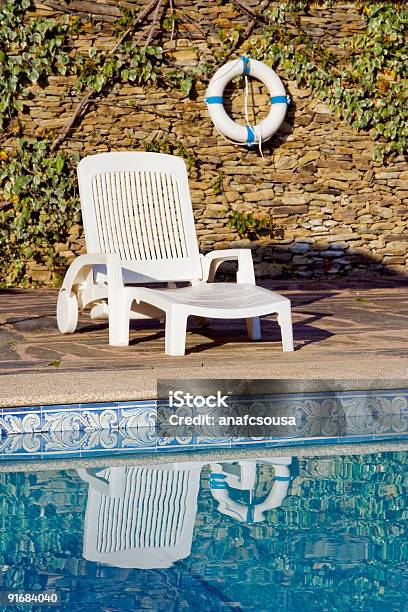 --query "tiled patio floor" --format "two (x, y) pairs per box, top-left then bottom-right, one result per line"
(0, 278), (407, 405)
